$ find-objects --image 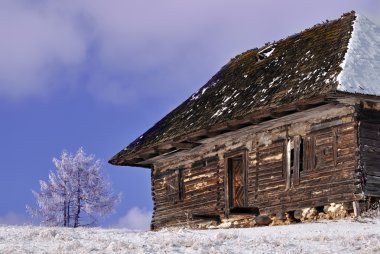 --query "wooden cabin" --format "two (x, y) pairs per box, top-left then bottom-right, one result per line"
(110, 11), (380, 230)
